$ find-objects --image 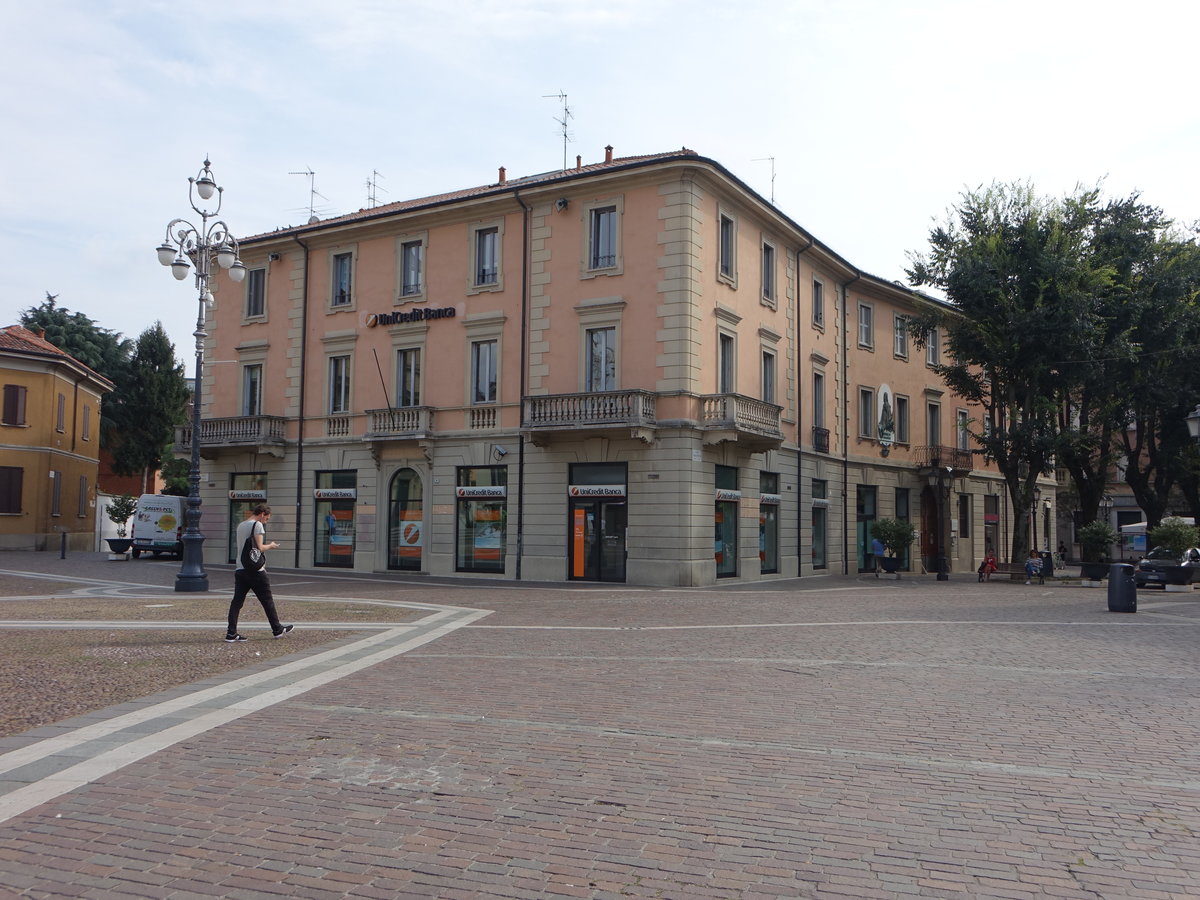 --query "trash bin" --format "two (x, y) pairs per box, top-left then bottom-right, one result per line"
(1040, 550), (1054, 580)
(1107, 563), (1136, 613)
